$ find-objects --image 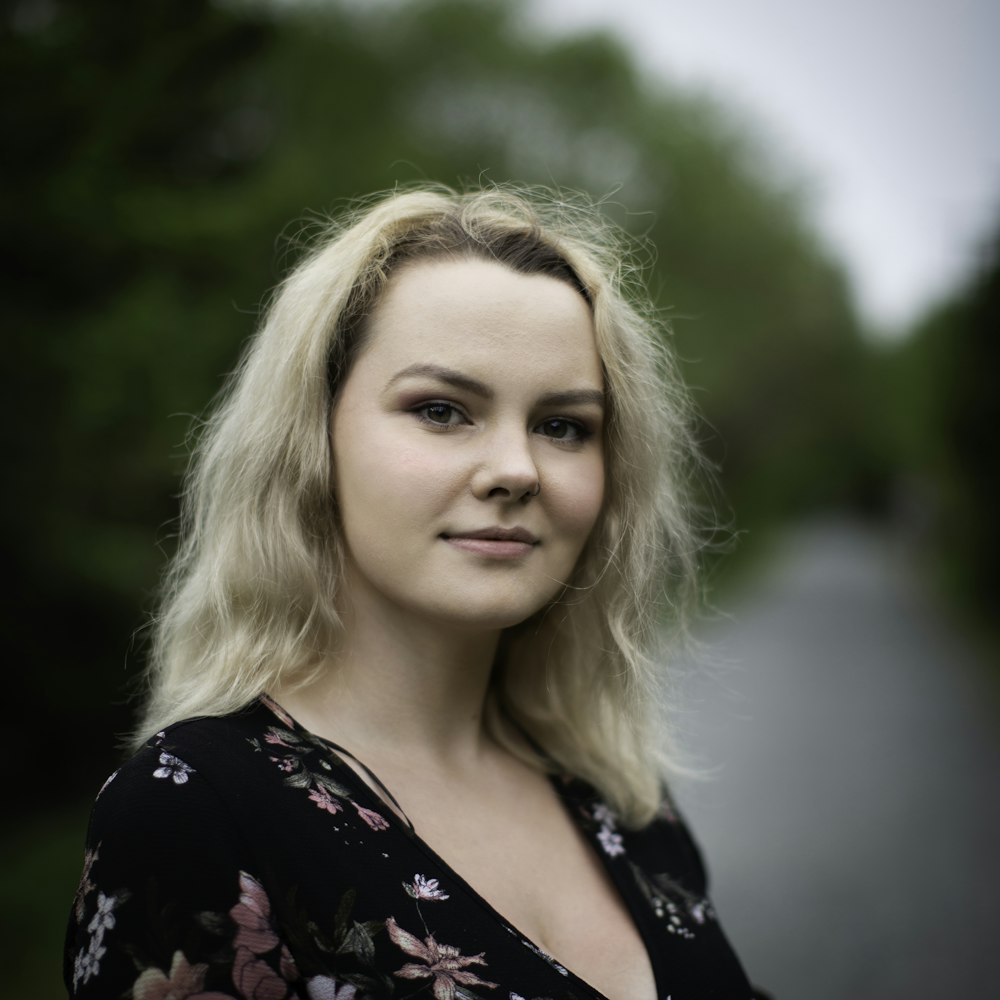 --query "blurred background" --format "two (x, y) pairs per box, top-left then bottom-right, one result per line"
(4, 0), (997, 995)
